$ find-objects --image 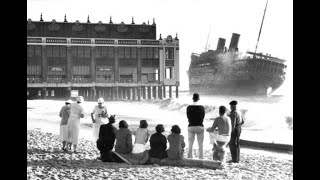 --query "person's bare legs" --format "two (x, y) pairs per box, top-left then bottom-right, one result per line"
(188, 128), (195, 158)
